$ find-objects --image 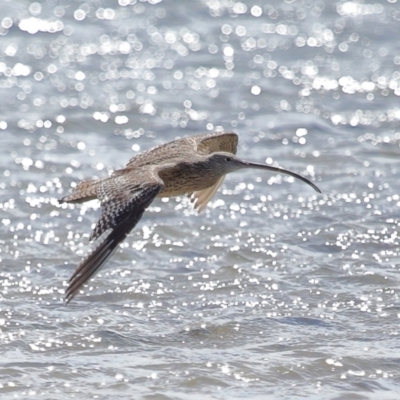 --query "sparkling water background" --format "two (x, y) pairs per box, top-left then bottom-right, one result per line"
(1, 0), (400, 399)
